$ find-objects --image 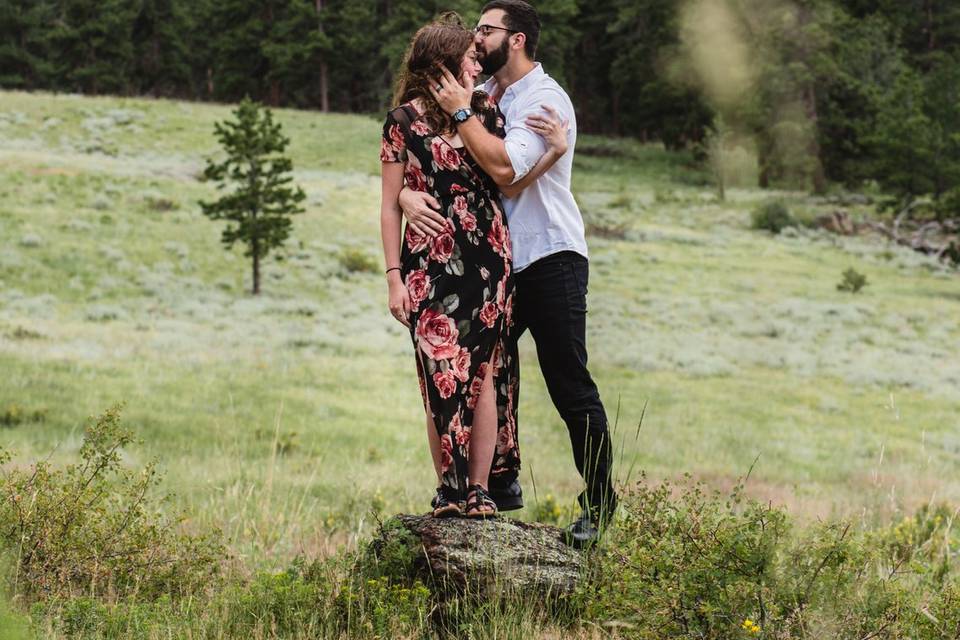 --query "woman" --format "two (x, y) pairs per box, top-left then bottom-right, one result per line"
(379, 14), (567, 518)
